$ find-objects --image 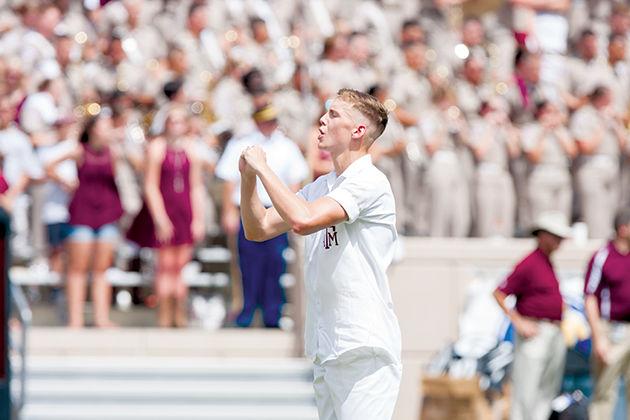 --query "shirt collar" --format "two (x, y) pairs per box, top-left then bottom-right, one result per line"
(335, 154), (373, 180)
(325, 154), (373, 190)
